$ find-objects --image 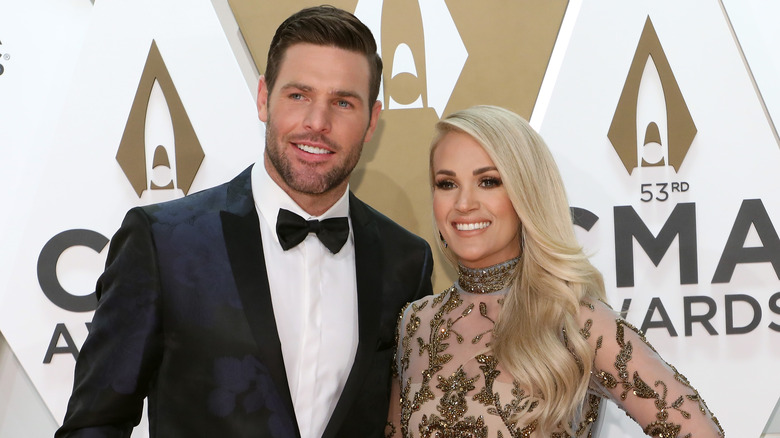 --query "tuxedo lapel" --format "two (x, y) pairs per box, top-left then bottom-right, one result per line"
(322, 193), (384, 438)
(219, 166), (299, 435)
